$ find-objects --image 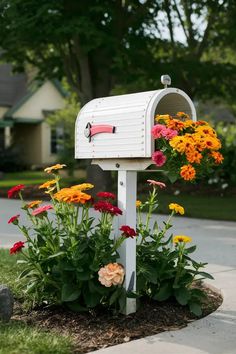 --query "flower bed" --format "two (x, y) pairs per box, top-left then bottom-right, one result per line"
(7, 161), (217, 316)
